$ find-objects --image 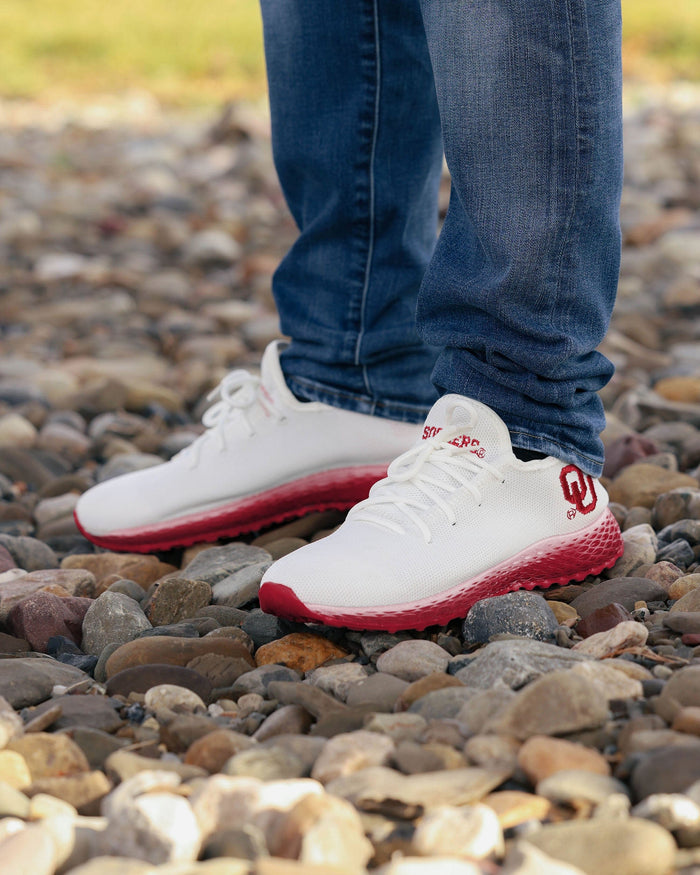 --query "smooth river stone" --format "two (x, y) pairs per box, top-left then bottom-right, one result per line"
(105, 663), (213, 702)
(255, 632), (349, 673)
(0, 658), (88, 708)
(104, 635), (255, 678)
